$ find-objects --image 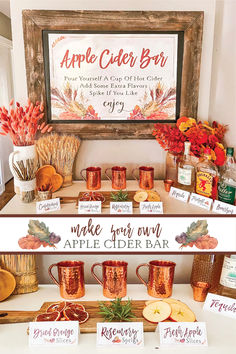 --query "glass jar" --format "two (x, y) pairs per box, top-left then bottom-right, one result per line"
(190, 255), (224, 293)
